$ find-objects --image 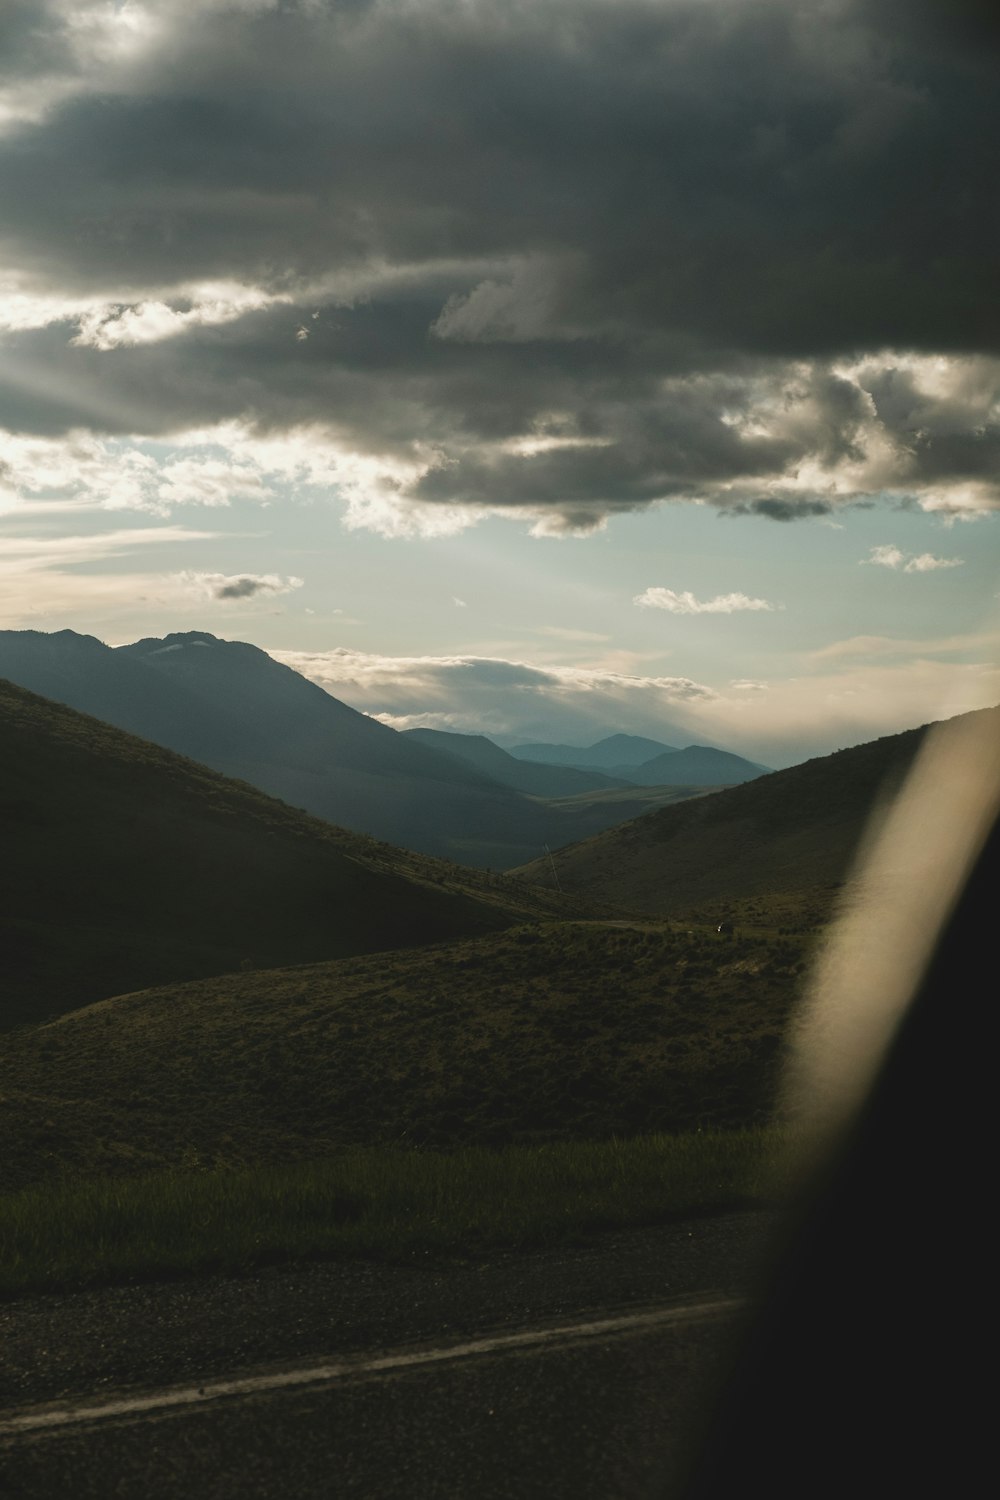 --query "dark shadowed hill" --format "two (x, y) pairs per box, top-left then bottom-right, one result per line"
(626, 745), (770, 787)
(403, 727), (632, 797)
(514, 707), (1000, 927)
(0, 922), (805, 1189)
(0, 678), (580, 1031)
